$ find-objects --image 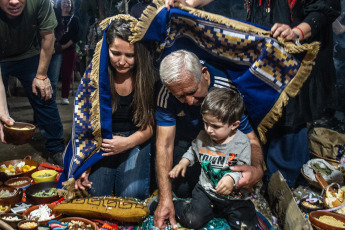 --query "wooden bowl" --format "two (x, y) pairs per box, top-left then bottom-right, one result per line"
(3, 122), (36, 145)
(31, 170), (57, 183)
(5, 177), (32, 189)
(309, 211), (345, 230)
(25, 181), (60, 205)
(0, 156), (39, 180)
(17, 220), (38, 230)
(301, 169), (322, 189)
(0, 213), (24, 228)
(59, 217), (98, 230)
(299, 197), (323, 213)
(0, 186), (23, 206)
(23, 204), (62, 226)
